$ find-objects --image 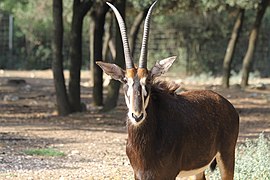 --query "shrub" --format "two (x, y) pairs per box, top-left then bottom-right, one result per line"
(207, 133), (270, 179)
